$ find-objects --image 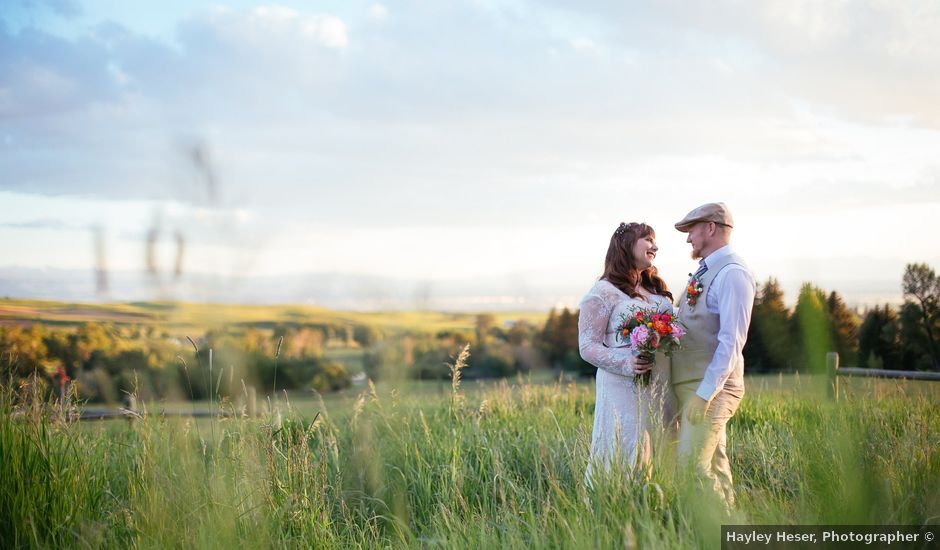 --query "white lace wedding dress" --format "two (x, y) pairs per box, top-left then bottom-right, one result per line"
(578, 279), (675, 481)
